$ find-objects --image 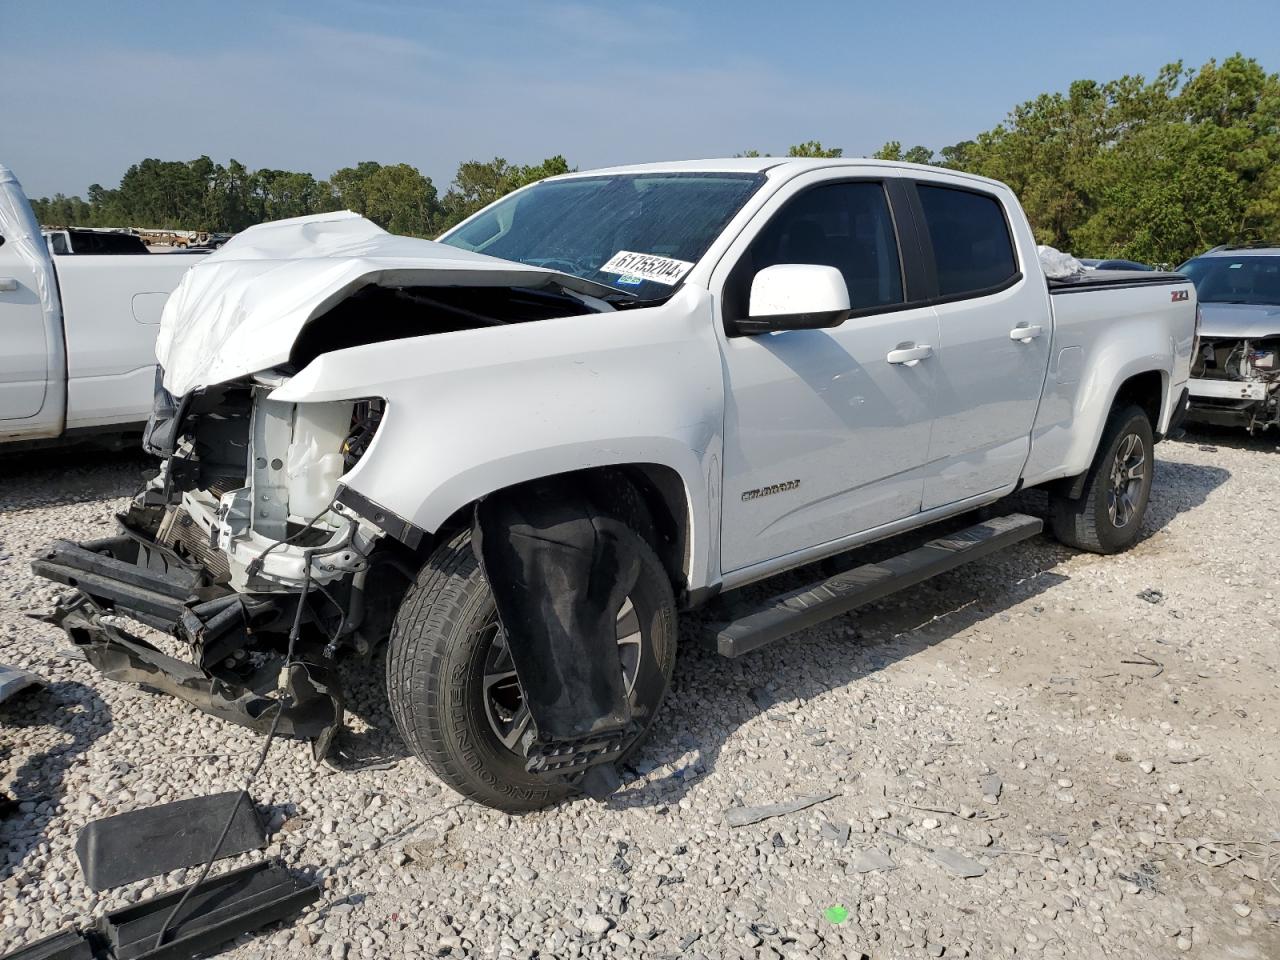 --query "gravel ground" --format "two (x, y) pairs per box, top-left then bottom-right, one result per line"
(2, 429), (1279, 960)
